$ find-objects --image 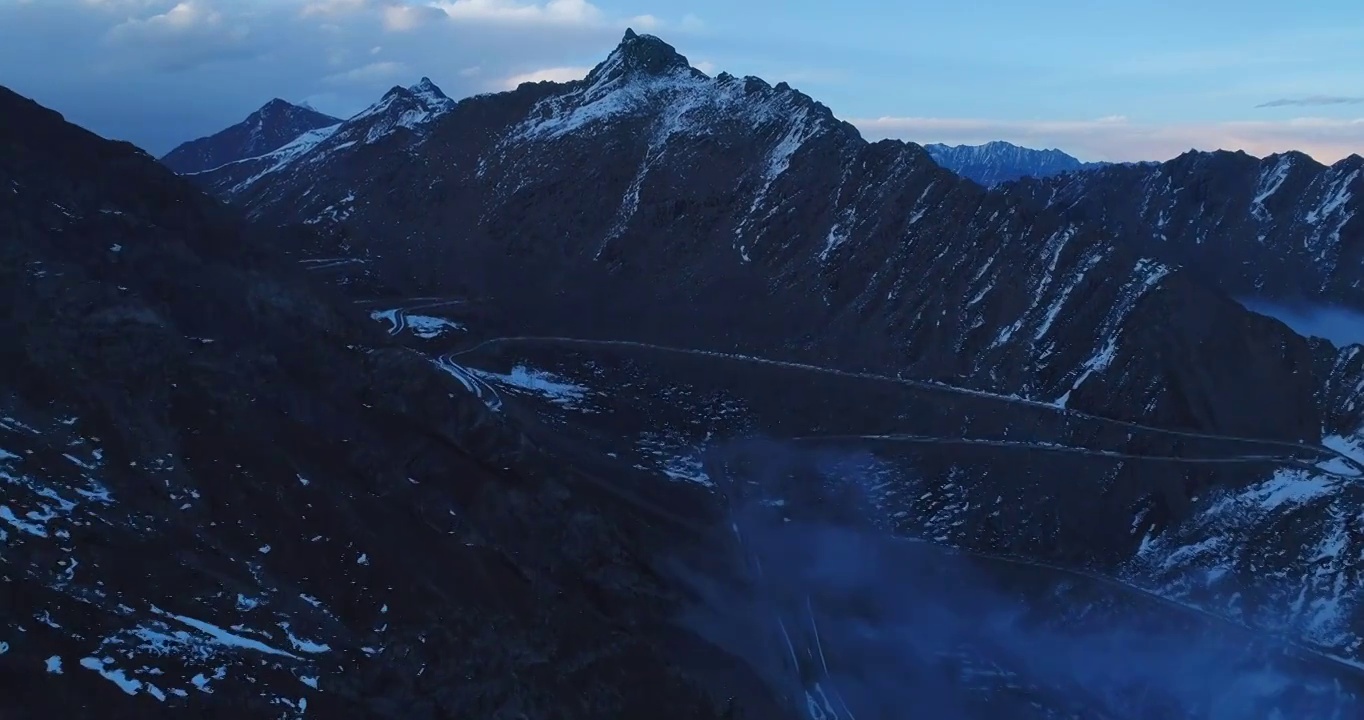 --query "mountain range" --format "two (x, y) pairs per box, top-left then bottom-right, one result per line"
(1006, 149), (1364, 310)
(923, 141), (1108, 186)
(7, 27), (1364, 719)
